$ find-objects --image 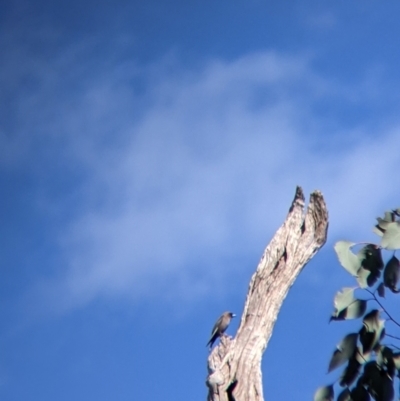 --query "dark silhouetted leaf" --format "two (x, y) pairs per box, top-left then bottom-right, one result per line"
(381, 222), (400, 250)
(376, 346), (395, 379)
(351, 379), (370, 401)
(328, 333), (358, 372)
(364, 310), (381, 329)
(383, 256), (400, 293)
(359, 328), (375, 356)
(368, 373), (394, 401)
(355, 245), (384, 288)
(359, 245), (384, 272)
(360, 362), (392, 401)
(334, 241), (361, 276)
(361, 361), (381, 387)
(314, 385), (334, 401)
(340, 357), (361, 387)
(337, 388), (351, 401)
(392, 352), (400, 371)
(377, 283), (385, 298)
